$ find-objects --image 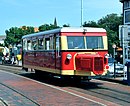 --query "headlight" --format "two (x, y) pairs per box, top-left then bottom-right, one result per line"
(66, 54), (72, 60)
